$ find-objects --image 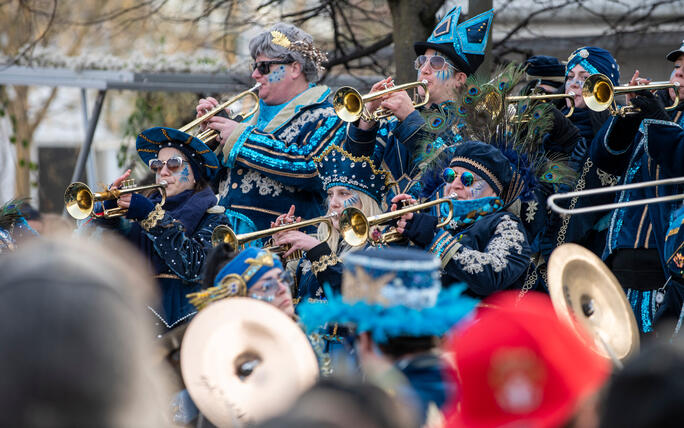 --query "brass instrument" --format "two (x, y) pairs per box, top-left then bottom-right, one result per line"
(181, 83), (261, 145)
(506, 93), (576, 118)
(64, 179), (167, 219)
(547, 176), (684, 215)
(548, 243), (639, 366)
(211, 213), (337, 249)
(582, 73), (680, 116)
(338, 194), (456, 247)
(333, 80), (430, 122)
